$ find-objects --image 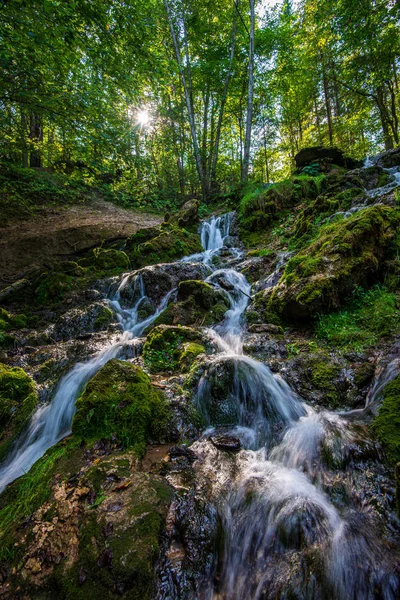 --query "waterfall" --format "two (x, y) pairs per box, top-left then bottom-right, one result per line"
(0, 212), (398, 599)
(186, 215), (399, 600)
(0, 274), (174, 493)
